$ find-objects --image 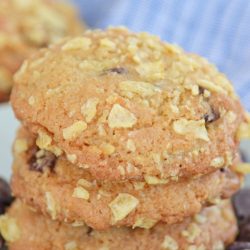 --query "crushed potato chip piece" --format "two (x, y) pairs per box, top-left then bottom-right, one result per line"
(77, 179), (92, 188)
(62, 37), (91, 51)
(234, 163), (250, 175)
(210, 157), (225, 168)
(197, 79), (227, 94)
(36, 130), (52, 149)
(173, 119), (209, 141)
(161, 235), (178, 250)
(0, 215), (20, 242)
(64, 241), (78, 250)
(81, 98), (99, 123)
(100, 142), (115, 155)
(144, 175), (168, 185)
(72, 187), (90, 200)
(108, 104), (137, 128)
(126, 139), (136, 152)
(119, 80), (161, 97)
(133, 217), (157, 229)
(181, 223), (201, 243)
(237, 122), (250, 139)
(63, 121), (87, 140)
(133, 182), (146, 190)
(109, 193), (139, 222)
(14, 139), (28, 154)
(67, 154), (77, 164)
(45, 192), (58, 220)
